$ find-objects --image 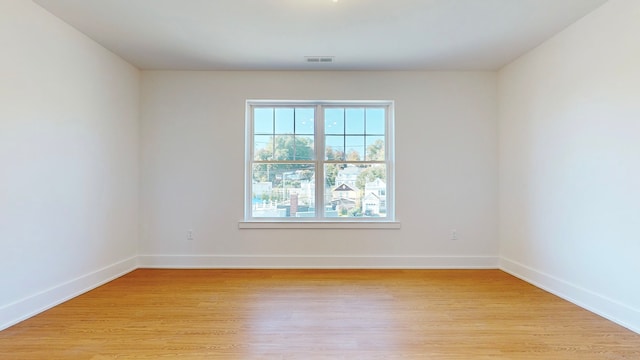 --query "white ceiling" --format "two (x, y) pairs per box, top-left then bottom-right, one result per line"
(33, 0), (608, 71)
